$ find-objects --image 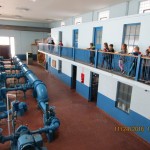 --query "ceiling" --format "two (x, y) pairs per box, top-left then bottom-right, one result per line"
(0, 0), (128, 23)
